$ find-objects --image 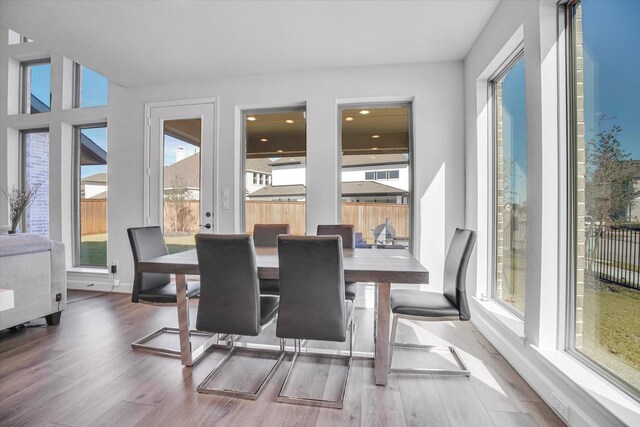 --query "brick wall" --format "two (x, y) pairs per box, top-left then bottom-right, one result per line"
(24, 131), (49, 236)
